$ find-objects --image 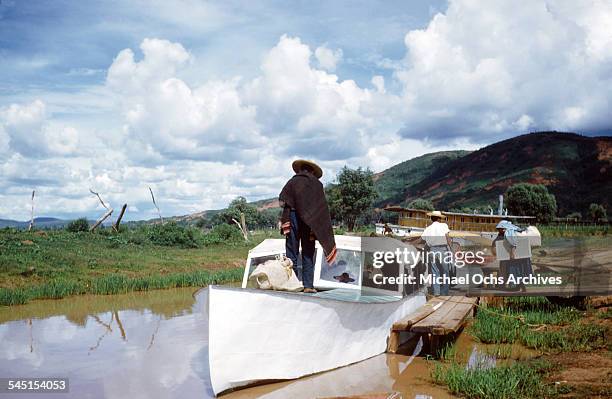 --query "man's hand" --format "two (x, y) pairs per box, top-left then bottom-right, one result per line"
(281, 222), (291, 236)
